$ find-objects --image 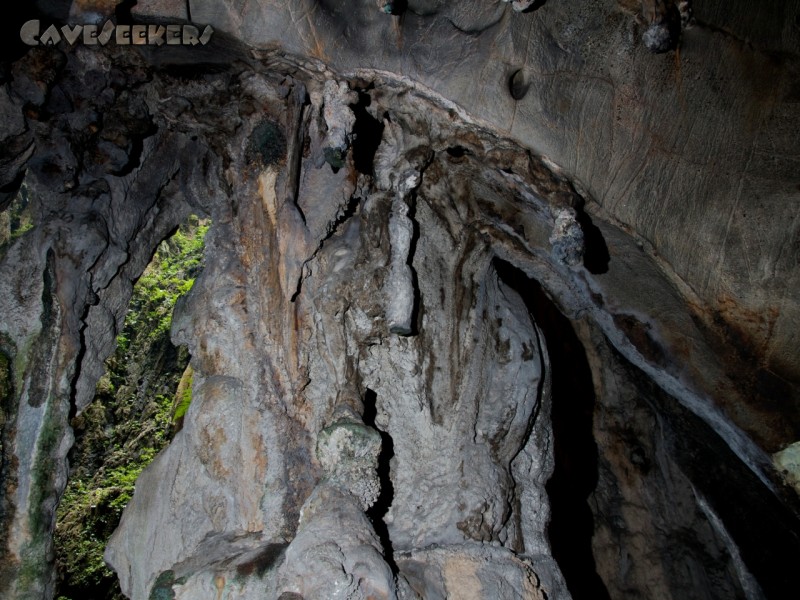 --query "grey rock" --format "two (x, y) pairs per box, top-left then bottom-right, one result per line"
(385, 195), (416, 335)
(501, 0), (541, 13)
(316, 421), (382, 510)
(643, 21), (675, 53)
(277, 484), (395, 600)
(397, 544), (547, 599)
(321, 80), (358, 168)
(548, 207), (584, 267)
(0, 2), (798, 600)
